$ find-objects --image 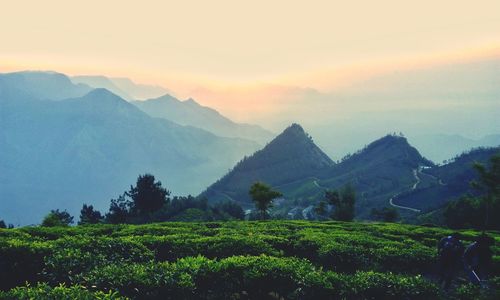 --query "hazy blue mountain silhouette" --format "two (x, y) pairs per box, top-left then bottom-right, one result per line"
(0, 71), (91, 100)
(71, 75), (172, 100)
(72, 75), (133, 100)
(134, 94), (274, 144)
(0, 86), (259, 225)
